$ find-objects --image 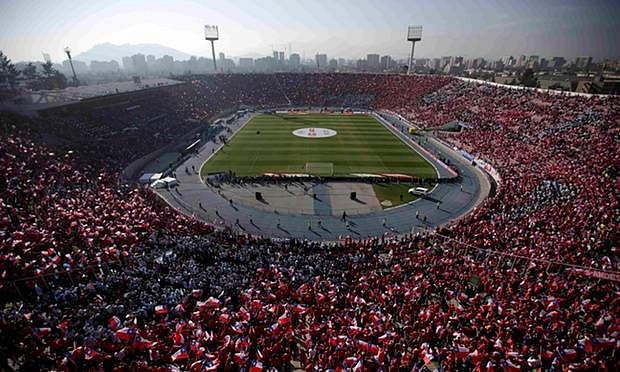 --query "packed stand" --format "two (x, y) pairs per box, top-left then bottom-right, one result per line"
(1, 74), (619, 370)
(402, 80), (619, 269)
